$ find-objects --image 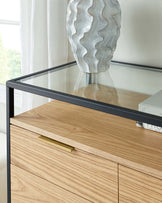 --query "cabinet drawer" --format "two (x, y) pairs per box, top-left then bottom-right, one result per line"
(11, 125), (118, 203)
(11, 164), (90, 203)
(119, 165), (162, 203)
